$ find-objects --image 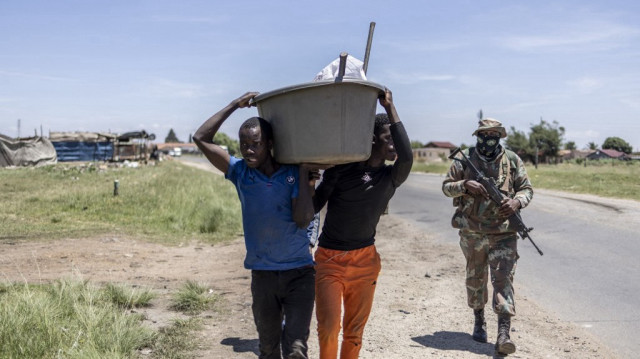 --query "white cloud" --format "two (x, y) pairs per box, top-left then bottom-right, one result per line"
(382, 70), (456, 85)
(618, 96), (640, 109)
(567, 77), (602, 94)
(0, 97), (18, 103)
(501, 21), (640, 53)
(0, 70), (75, 82)
(149, 15), (226, 24)
(141, 78), (206, 99)
(381, 39), (467, 53)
